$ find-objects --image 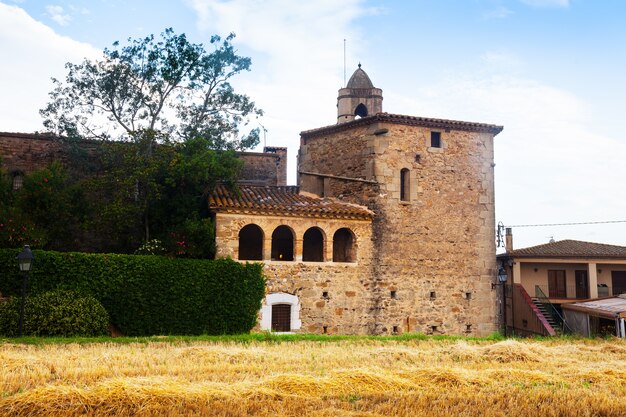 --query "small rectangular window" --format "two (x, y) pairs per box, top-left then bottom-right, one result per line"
(12, 174), (23, 191)
(400, 169), (410, 201)
(431, 131), (442, 148)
